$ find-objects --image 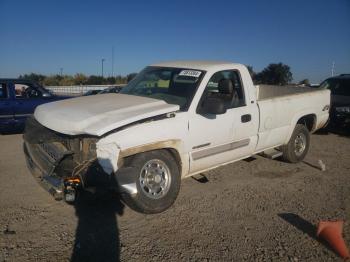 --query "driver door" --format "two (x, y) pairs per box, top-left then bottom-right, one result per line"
(188, 70), (258, 173)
